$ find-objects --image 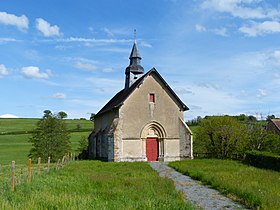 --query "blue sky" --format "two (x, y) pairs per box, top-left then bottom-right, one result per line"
(1, 0), (280, 120)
